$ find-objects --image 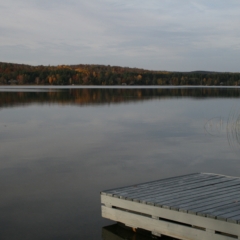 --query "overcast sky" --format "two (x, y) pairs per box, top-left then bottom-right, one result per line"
(0, 0), (240, 71)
